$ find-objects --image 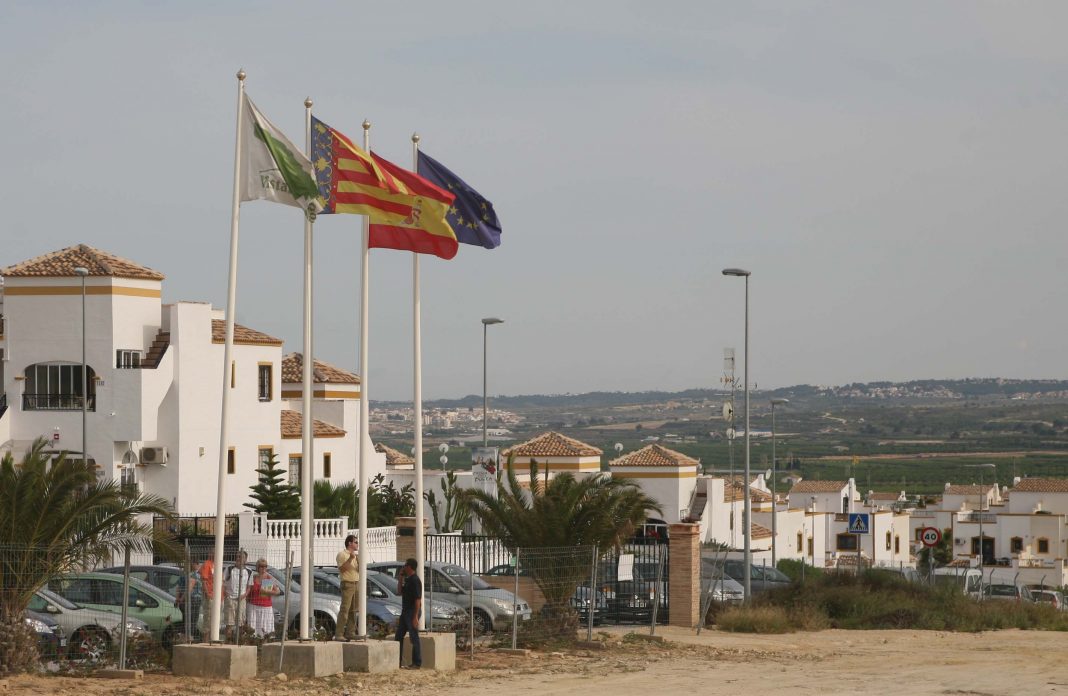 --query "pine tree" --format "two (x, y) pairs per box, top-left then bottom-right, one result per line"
(245, 454), (301, 518)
